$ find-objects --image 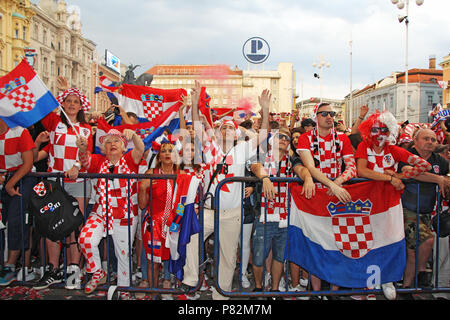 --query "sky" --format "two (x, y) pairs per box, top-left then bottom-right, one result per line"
(32, 0), (450, 101)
